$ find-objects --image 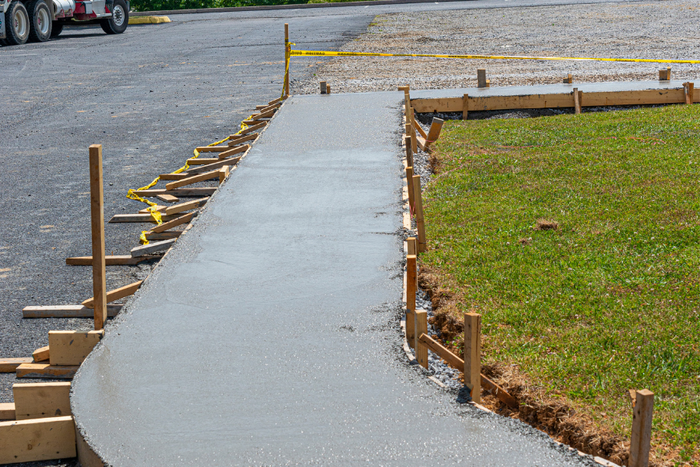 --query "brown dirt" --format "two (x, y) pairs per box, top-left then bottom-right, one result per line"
(417, 265), (668, 467)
